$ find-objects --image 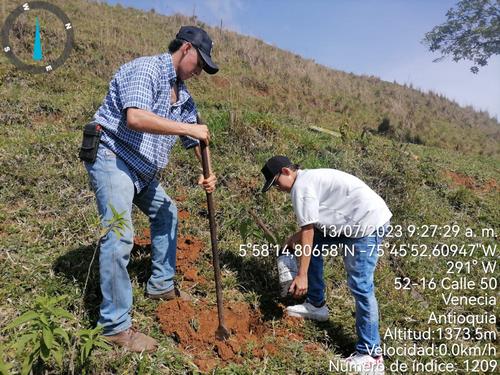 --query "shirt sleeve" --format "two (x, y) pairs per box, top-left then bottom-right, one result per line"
(291, 181), (320, 227)
(179, 98), (200, 149)
(179, 134), (199, 149)
(118, 63), (160, 112)
(293, 196), (320, 227)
